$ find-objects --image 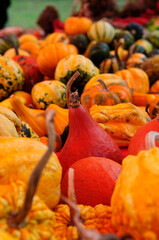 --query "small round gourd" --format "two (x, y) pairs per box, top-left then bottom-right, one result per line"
(89, 42), (110, 67)
(87, 20), (115, 44)
(31, 80), (67, 109)
(0, 56), (24, 100)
